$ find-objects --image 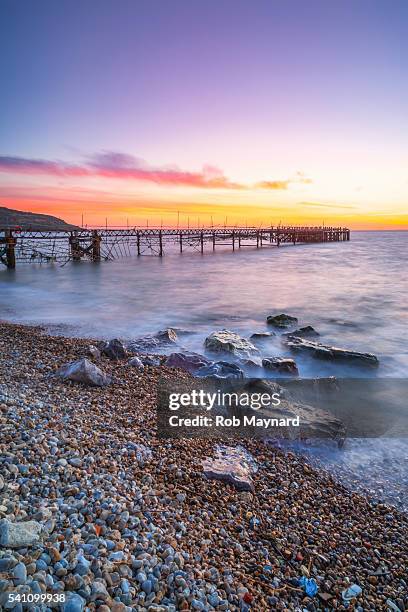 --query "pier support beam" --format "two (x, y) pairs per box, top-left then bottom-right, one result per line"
(5, 230), (16, 269)
(69, 233), (82, 261)
(159, 230), (163, 257)
(92, 230), (101, 262)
